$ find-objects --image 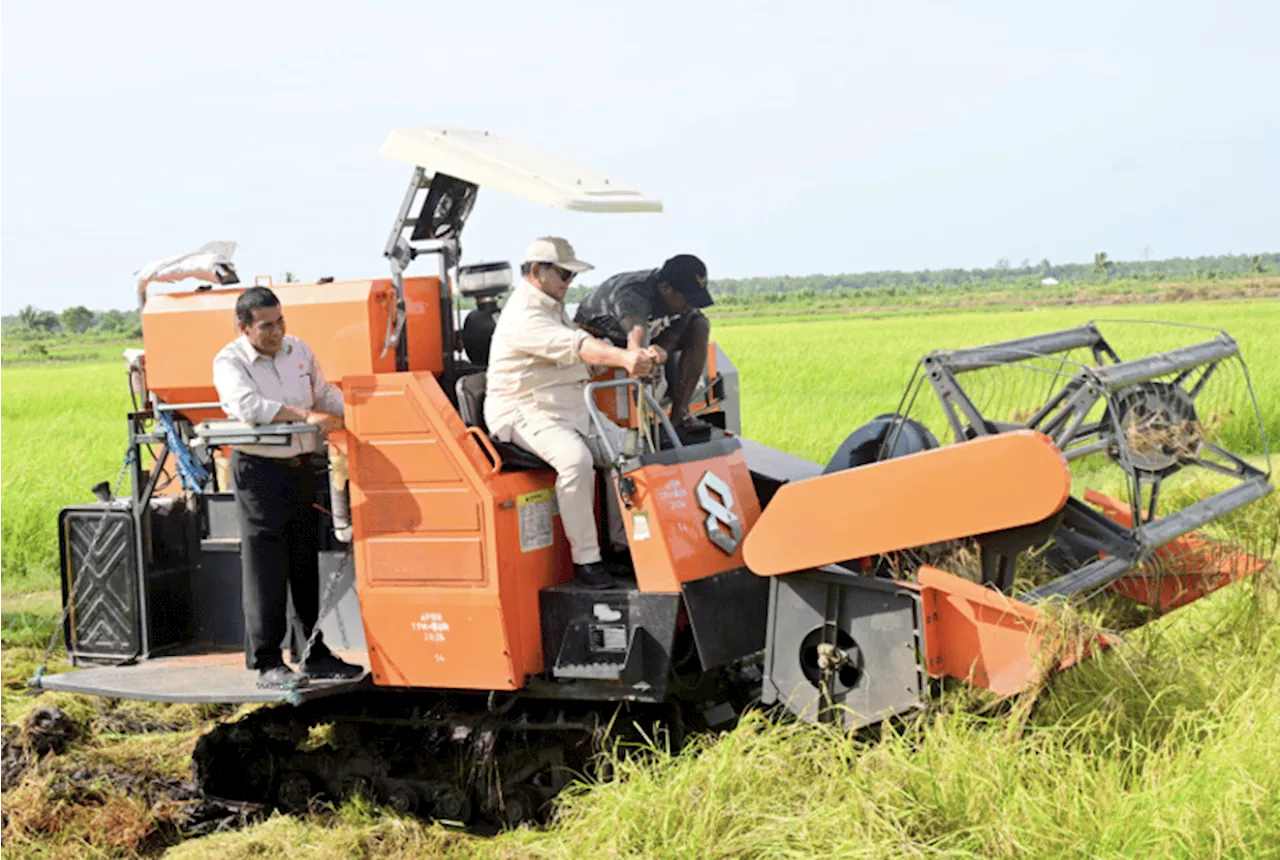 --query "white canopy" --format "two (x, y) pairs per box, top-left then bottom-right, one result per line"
(380, 127), (662, 213)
